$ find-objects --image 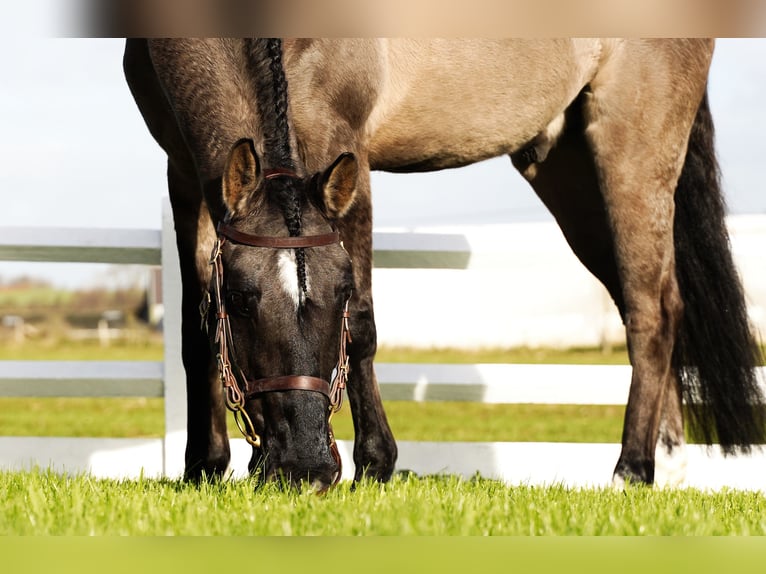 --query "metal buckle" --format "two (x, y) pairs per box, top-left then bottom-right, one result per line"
(209, 237), (222, 265)
(233, 409), (261, 448)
